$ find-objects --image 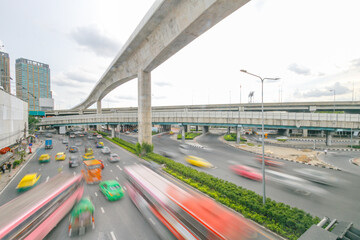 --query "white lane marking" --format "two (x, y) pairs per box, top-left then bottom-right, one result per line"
(95, 192), (98, 197)
(116, 165), (122, 171)
(123, 186), (127, 191)
(115, 177), (119, 180)
(73, 172), (76, 176)
(101, 207), (105, 213)
(110, 231), (117, 240)
(110, 169), (113, 172)
(106, 164), (108, 167)
(46, 176), (50, 182)
(149, 218), (155, 225)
